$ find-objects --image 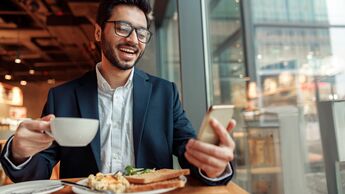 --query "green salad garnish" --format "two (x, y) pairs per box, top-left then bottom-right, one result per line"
(124, 165), (155, 176)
